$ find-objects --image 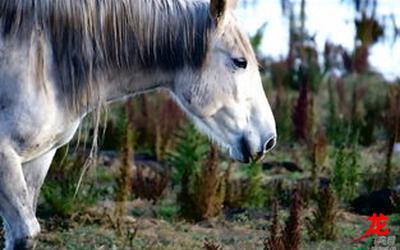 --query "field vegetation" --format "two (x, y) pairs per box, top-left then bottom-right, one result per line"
(1, 0), (400, 249)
